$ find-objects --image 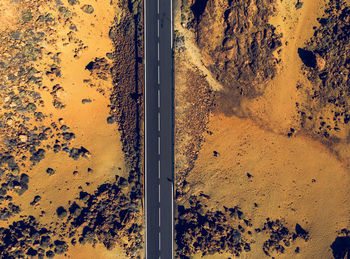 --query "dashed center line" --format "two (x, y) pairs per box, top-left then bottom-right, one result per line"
(158, 89), (160, 108)
(158, 136), (161, 155)
(158, 160), (161, 179)
(157, 19), (160, 38)
(157, 65), (160, 84)
(157, 41), (160, 61)
(158, 113), (161, 131)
